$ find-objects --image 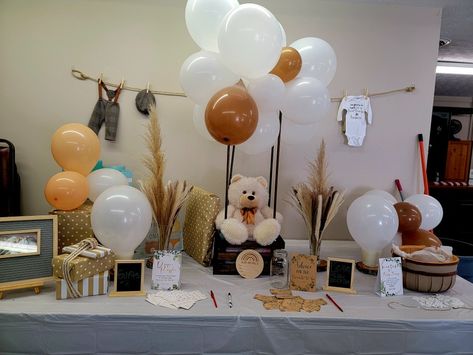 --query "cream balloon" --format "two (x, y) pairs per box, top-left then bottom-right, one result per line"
(347, 195), (399, 252)
(281, 119), (317, 145)
(365, 189), (397, 205)
(192, 104), (214, 142)
(217, 4), (283, 79)
(91, 185), (152, 259)
(247, 74), (285, 112)
(87, 168), (128, 202)
(291, 37), (337, 86)
(405, 194), (443, 230)
(238, 111), (280, 155)
(282, 77), (330, 125)
(185, 0), (239, 52)
(180, 50), (240, 105)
